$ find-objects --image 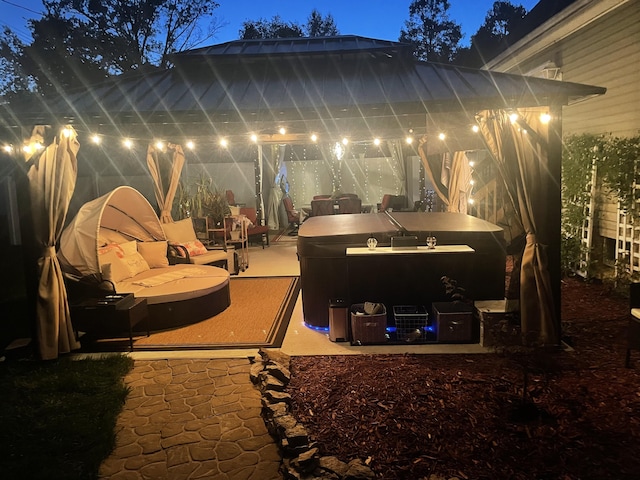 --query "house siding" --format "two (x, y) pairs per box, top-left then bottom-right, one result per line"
(486, 0), (639, 273)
